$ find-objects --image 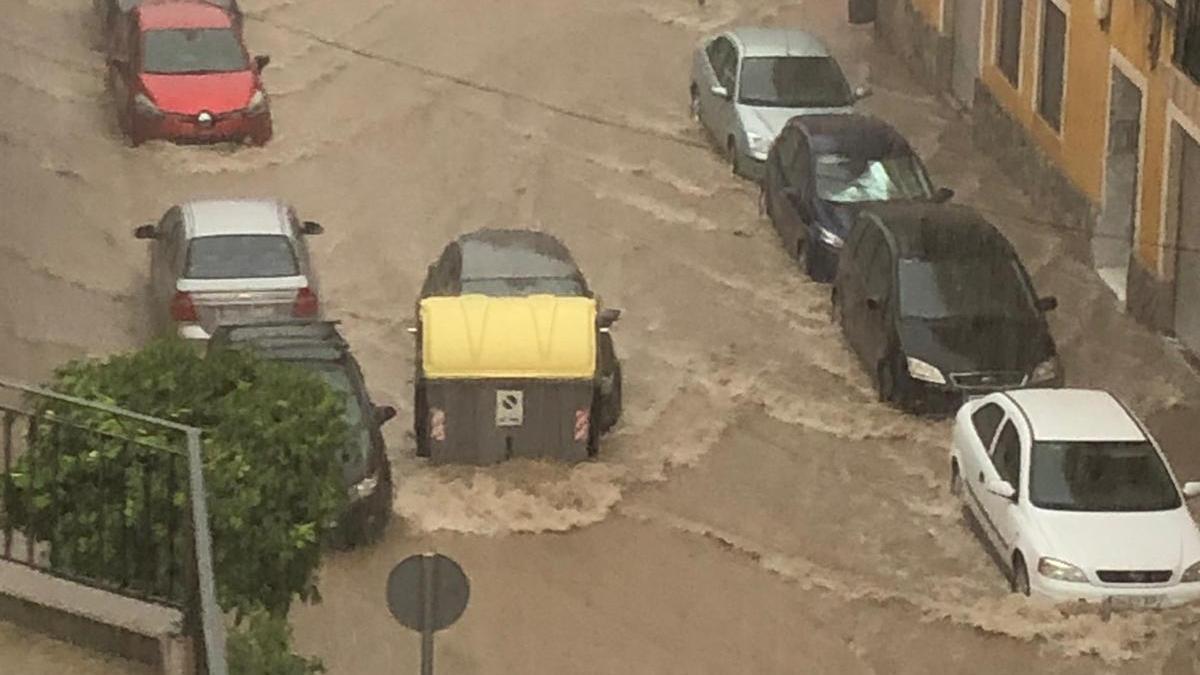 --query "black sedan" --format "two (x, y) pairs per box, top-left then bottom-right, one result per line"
(831, 203), (1063, 413)
(762, 113), (953, 282)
